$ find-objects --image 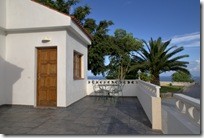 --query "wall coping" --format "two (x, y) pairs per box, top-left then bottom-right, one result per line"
(174, 94), (200, 109)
